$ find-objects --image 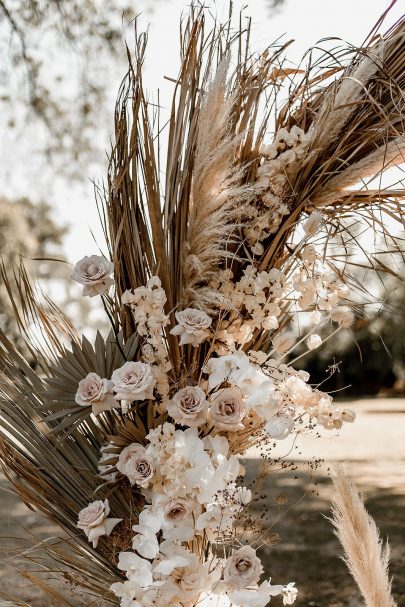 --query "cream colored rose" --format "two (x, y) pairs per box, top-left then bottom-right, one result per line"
(223, 546), (264, 590)
(111, 361), (155, 402)
(209, 388), (245, 431)
(72, 255), (114, 297)
(77, 499), (122, 548)
(170, 308), (212, 347)
(163, 498), (192, 524)
(117, 443), (154, 487)
(75, 372), (117, 415)
(166, 386), (208, 427)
